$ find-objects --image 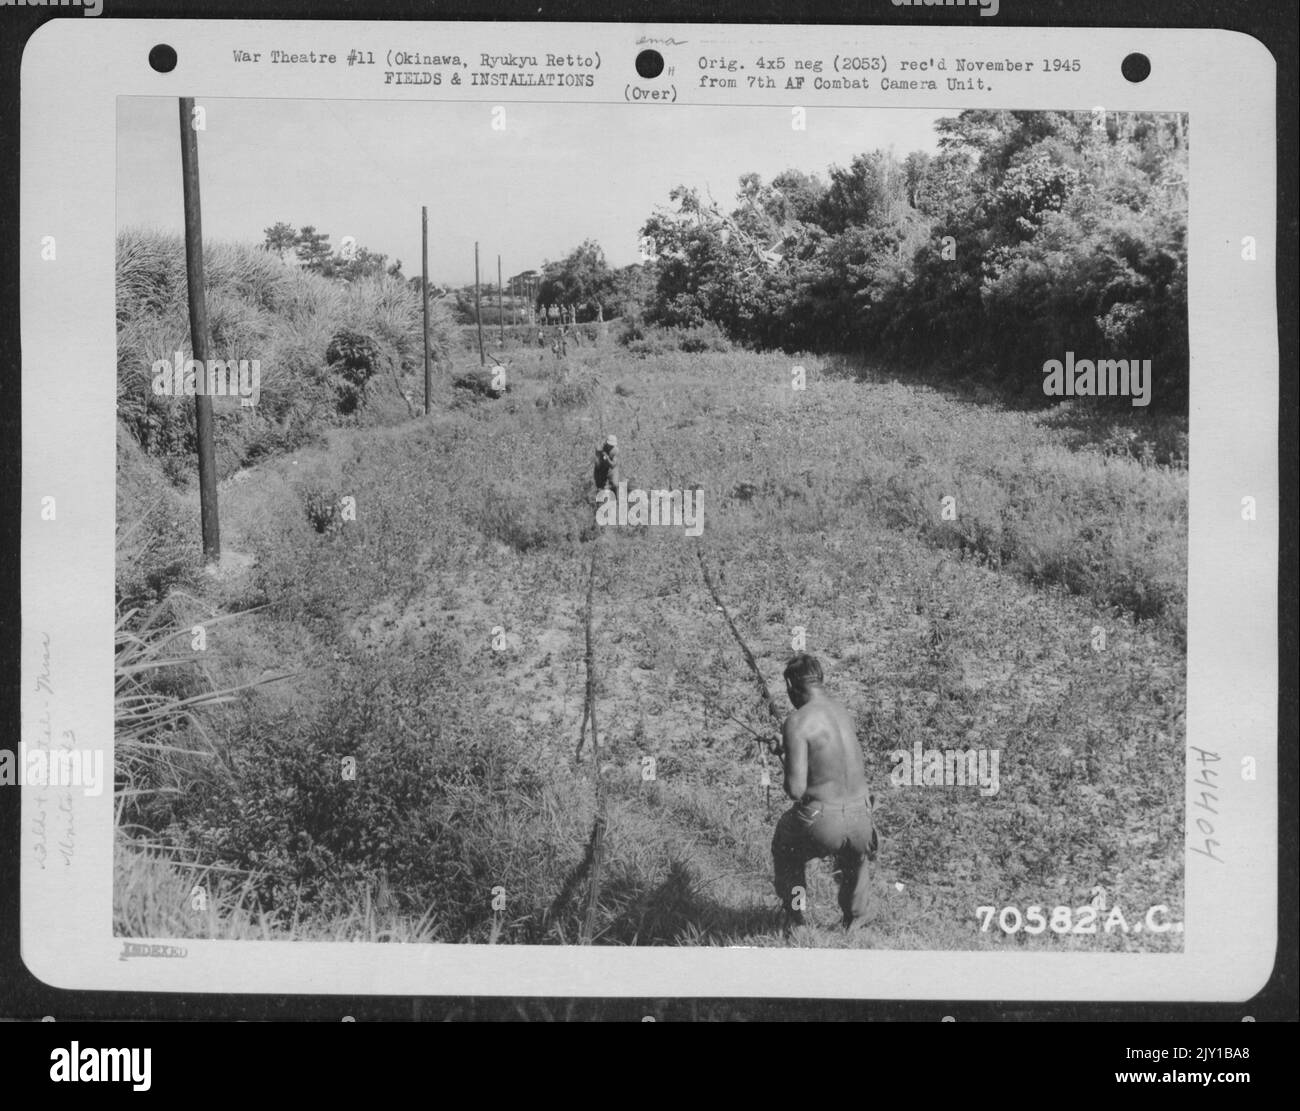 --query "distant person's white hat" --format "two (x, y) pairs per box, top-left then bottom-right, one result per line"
(604, 434), (618, 447)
